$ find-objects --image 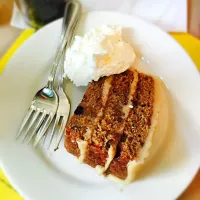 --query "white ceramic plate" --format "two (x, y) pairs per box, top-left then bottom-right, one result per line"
(1, 11), (200, 200)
